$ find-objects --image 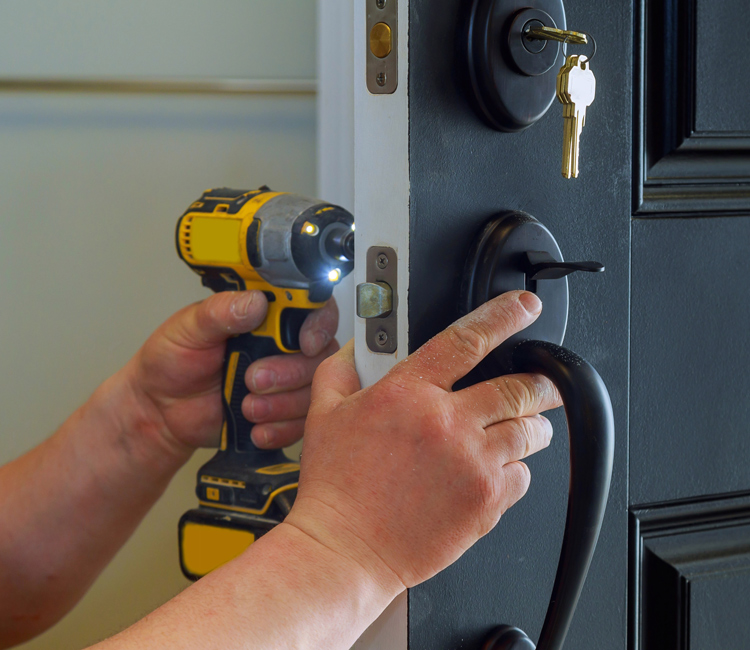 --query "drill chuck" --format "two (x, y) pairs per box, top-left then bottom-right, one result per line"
(325, 229), (355, 263)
